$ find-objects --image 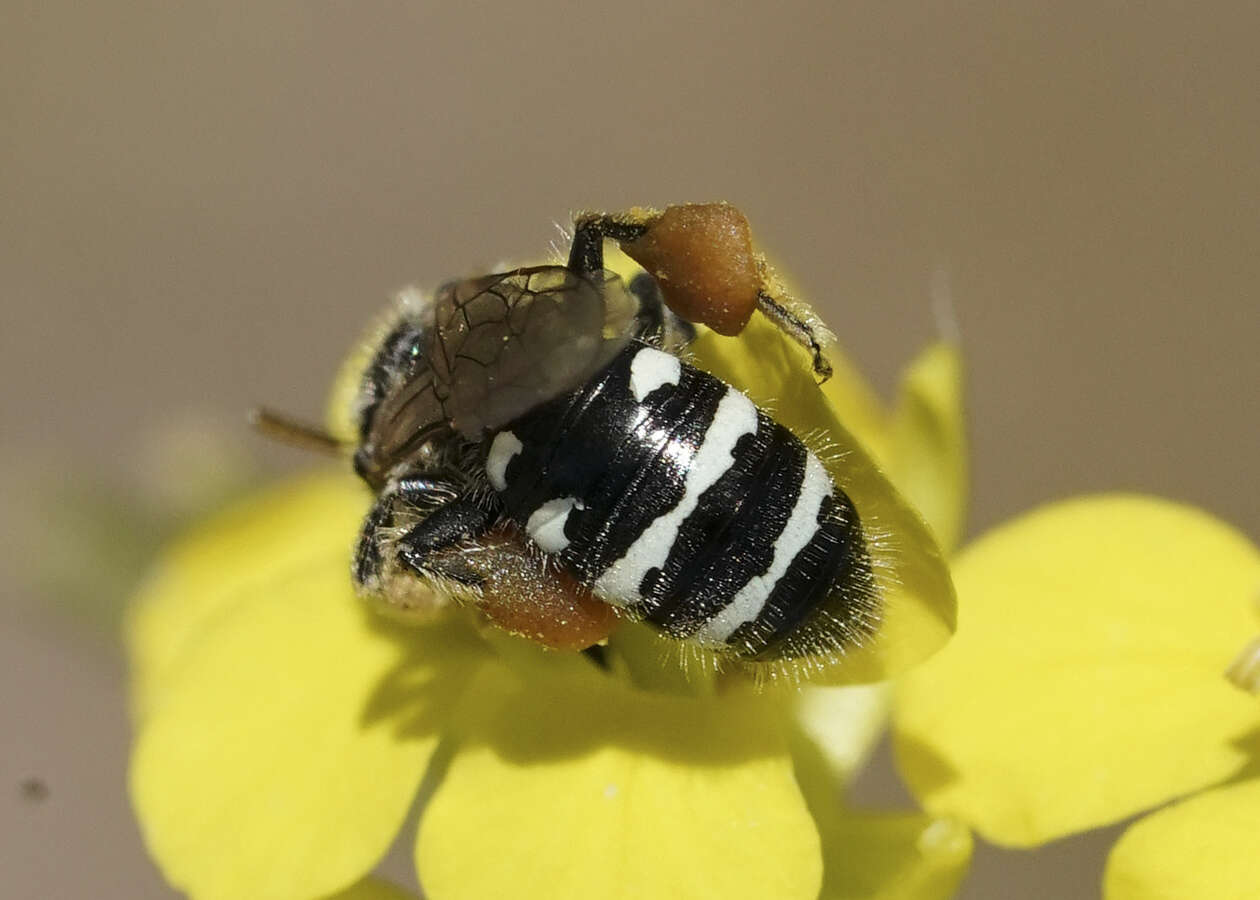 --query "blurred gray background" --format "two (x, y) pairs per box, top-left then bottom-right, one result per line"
(2, 2), (1256, 898)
